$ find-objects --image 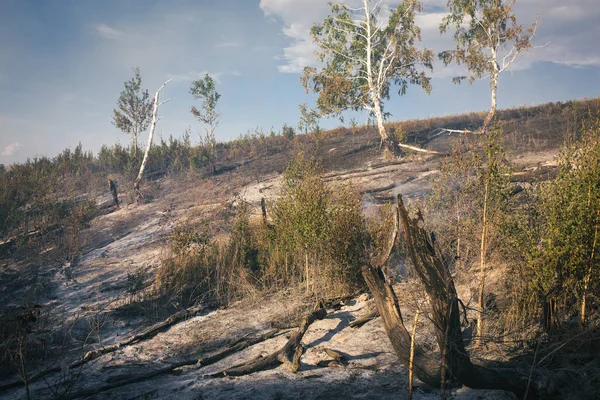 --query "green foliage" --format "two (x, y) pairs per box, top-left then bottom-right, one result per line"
(439, 0), (536, 84)
(297, 103), (320, 134)
(427, 137), (482, 256)
(156, 153), (368, 306)
(481, 123), (512, 211)
(126, 267), (147, 300)
(270, 153), (367, 295)
(427, 124), (510, 262)
(190, 74), (221, 151)
(503, 113), (600, 327)
(302, 0), (433, 119)
(112, 67), (153, 156)
(272, 154), (330, 252)
(281, 123), (296, 140)
(169, 219), (210, 256)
